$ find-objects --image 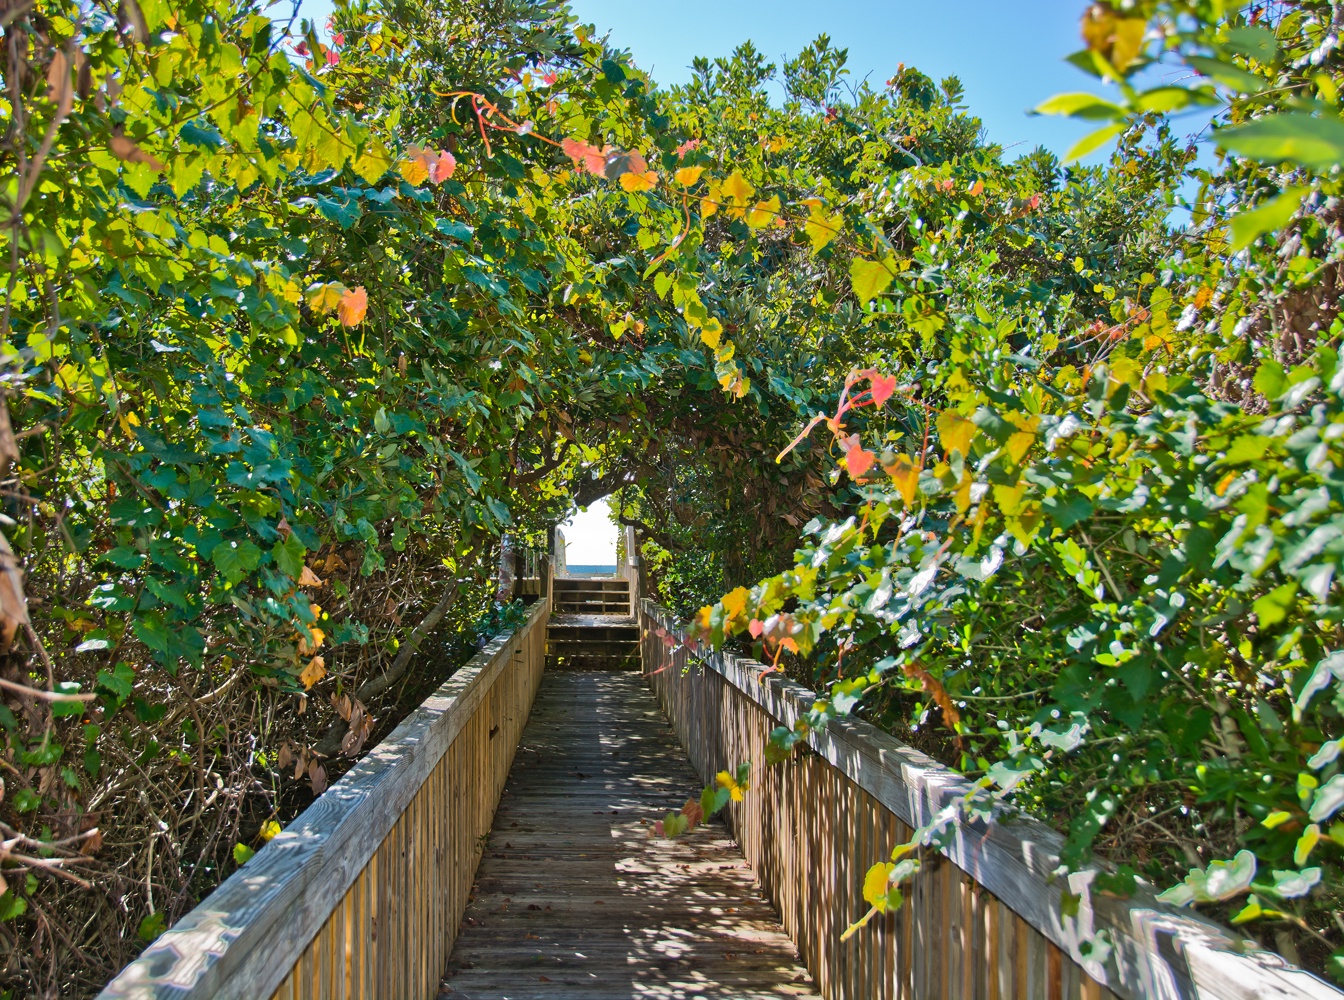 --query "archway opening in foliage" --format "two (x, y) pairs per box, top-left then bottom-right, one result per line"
(557, 497), (620, 577)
